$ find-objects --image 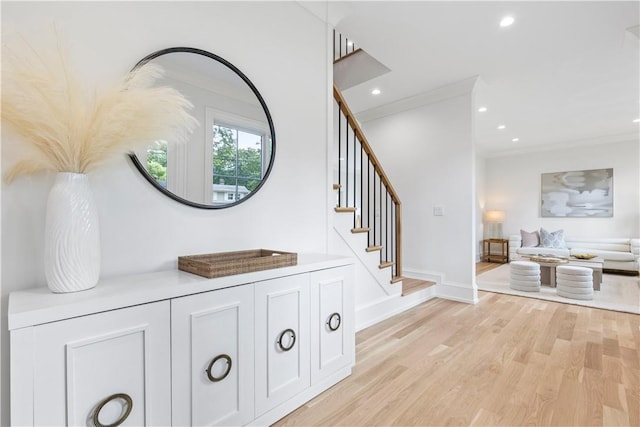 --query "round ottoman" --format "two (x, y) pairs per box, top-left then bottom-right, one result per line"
(556, 265), (594, 300)
(510, 261), (541, 292)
